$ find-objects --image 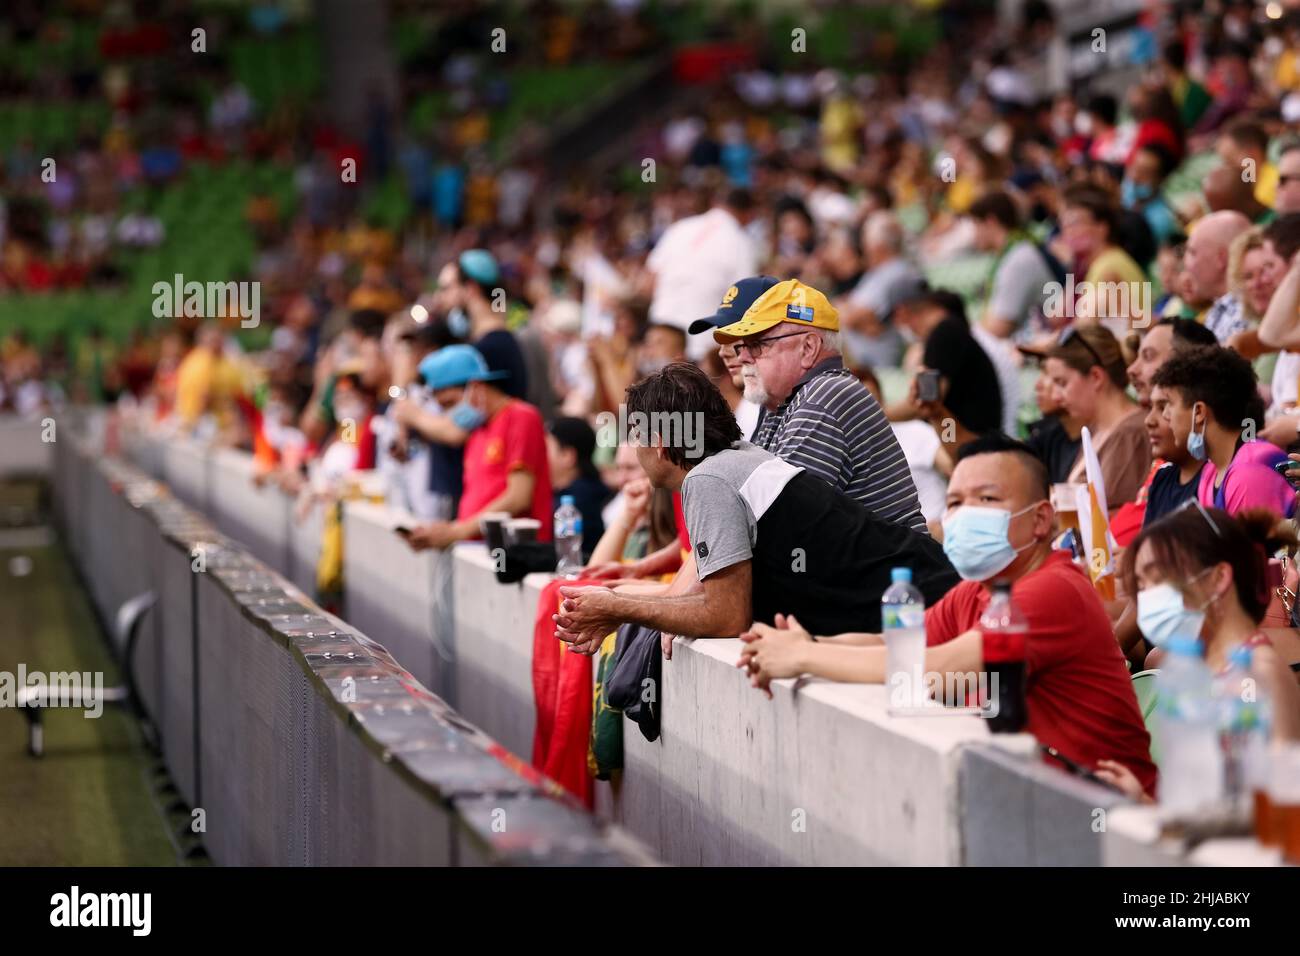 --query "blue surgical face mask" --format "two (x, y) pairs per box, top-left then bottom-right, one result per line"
(941, 502), (1041, 582)
(1136, 578), (1210, 647)
(450, 399), (486, 431)
(1187, 406), (1207, 461)
(1120, 178), (1153, 208)
(447, 307), (471, 339)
